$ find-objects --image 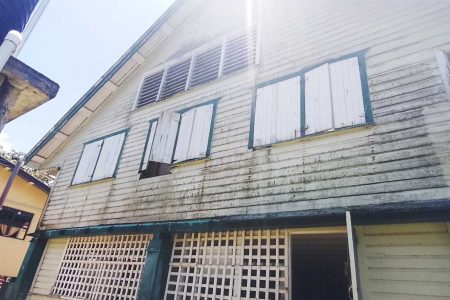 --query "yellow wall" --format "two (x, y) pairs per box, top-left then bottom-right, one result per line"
(0, 165), (48, 277)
